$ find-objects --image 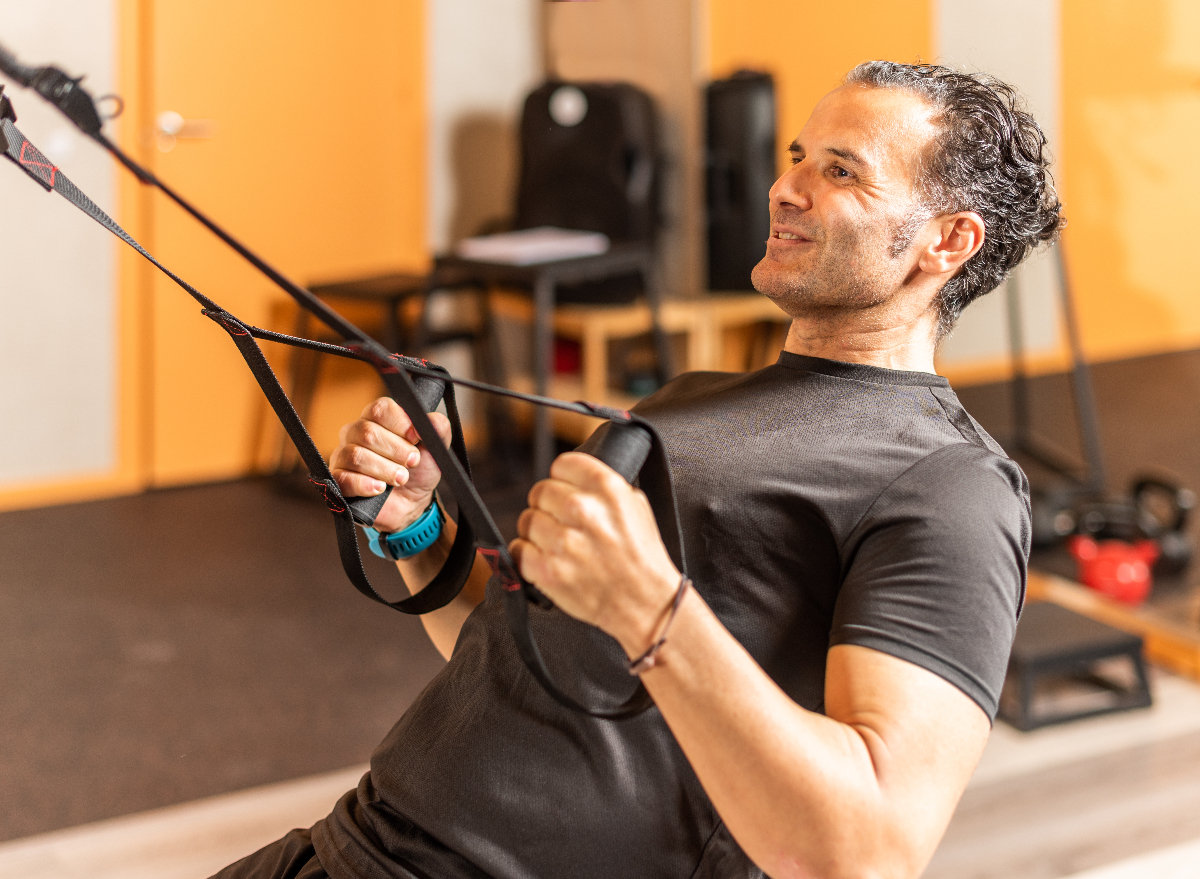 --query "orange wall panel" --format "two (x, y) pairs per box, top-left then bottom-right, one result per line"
(144, 0), (427, 485)
(1061, 0), (1200, 362)
(708, 0), (931, 171)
